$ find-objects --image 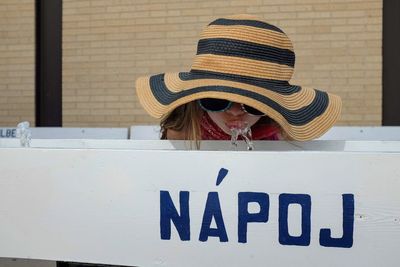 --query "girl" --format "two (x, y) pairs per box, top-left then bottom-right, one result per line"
(159, 101), (282, 141)
(136, 14), (342, 145)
